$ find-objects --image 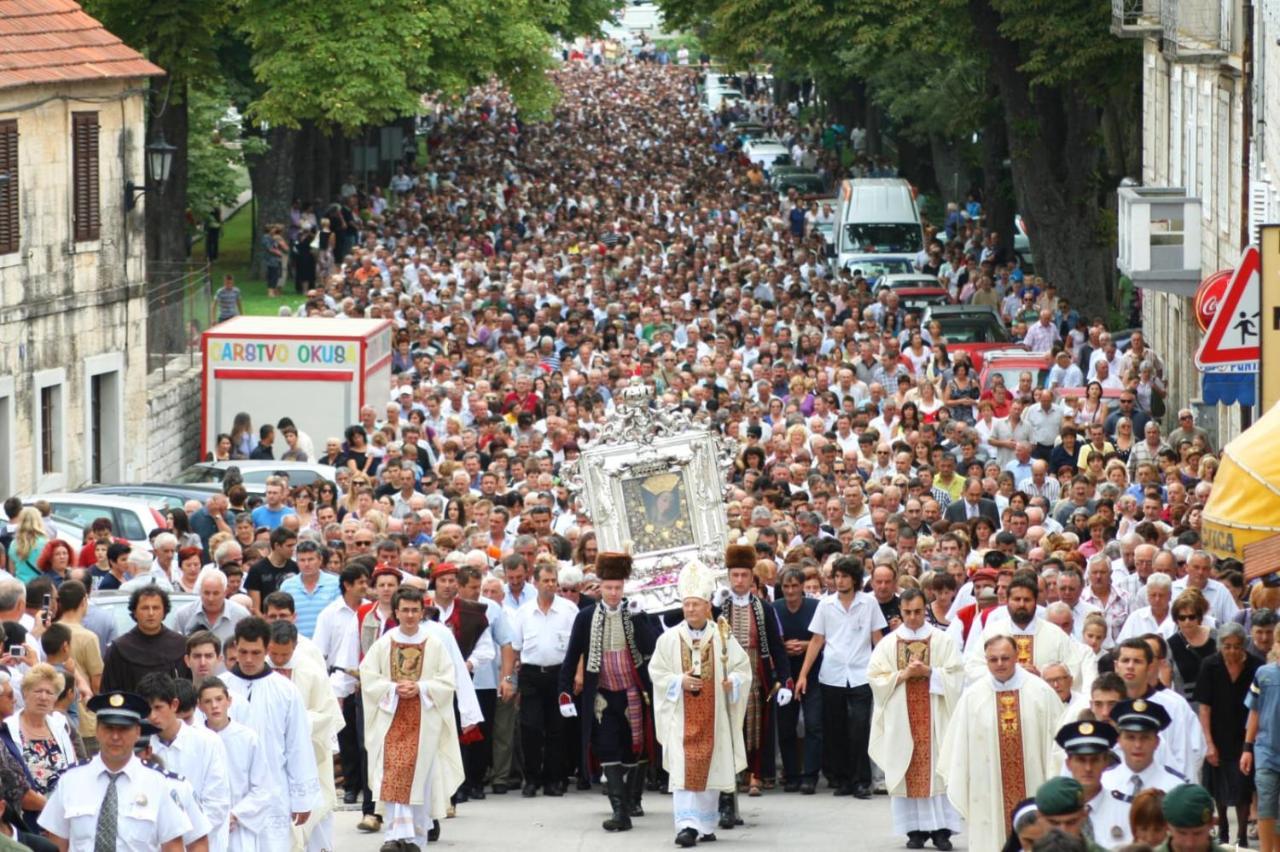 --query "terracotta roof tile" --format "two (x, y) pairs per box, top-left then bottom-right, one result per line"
(0, 0), (163, 91)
